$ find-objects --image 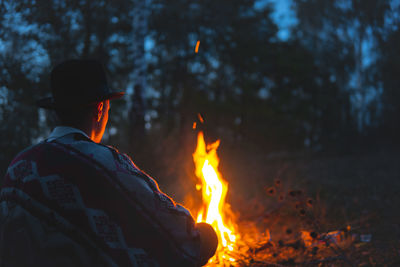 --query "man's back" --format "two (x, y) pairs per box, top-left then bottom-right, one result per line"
(0, 128), (205, 266)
